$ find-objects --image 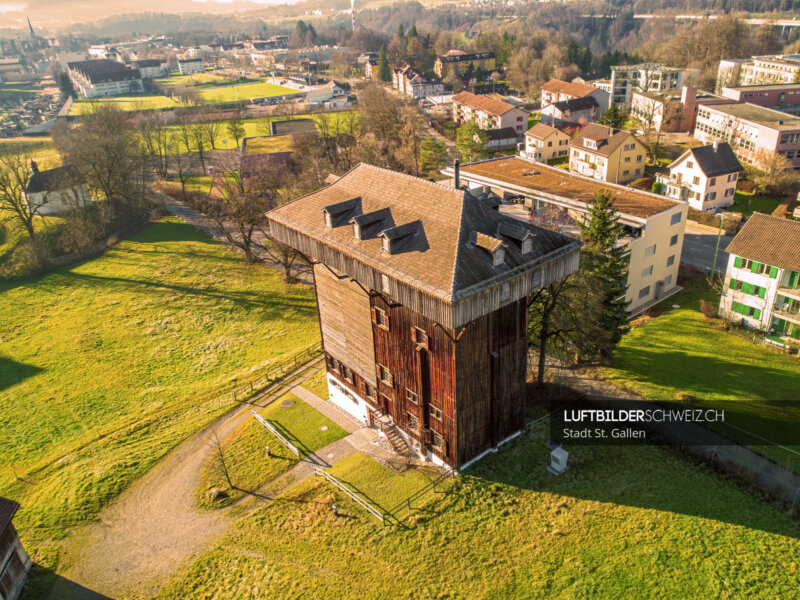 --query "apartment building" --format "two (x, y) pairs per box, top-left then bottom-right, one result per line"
(719, 213), (800, 348)
(609, 63), (683, 106)
(392, 65), (444, 99)
(540, 79), (609, 112)
(67, 59), (143, 98)
(568, 123), (647, 184)
(178, 58), (204, 75)
(694, 101), (800, 169)
(721, 83), (800, 116)
(656, 142), (743, 212)
(434, 49), (496, 78)
(0, 497), (32, 600)
(523, 123), (570, 162)
(740, 55), (800, 86)
(452, 91), (528, 136)
(130, 58), (164, 79)
(443, 156), (688, 314)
